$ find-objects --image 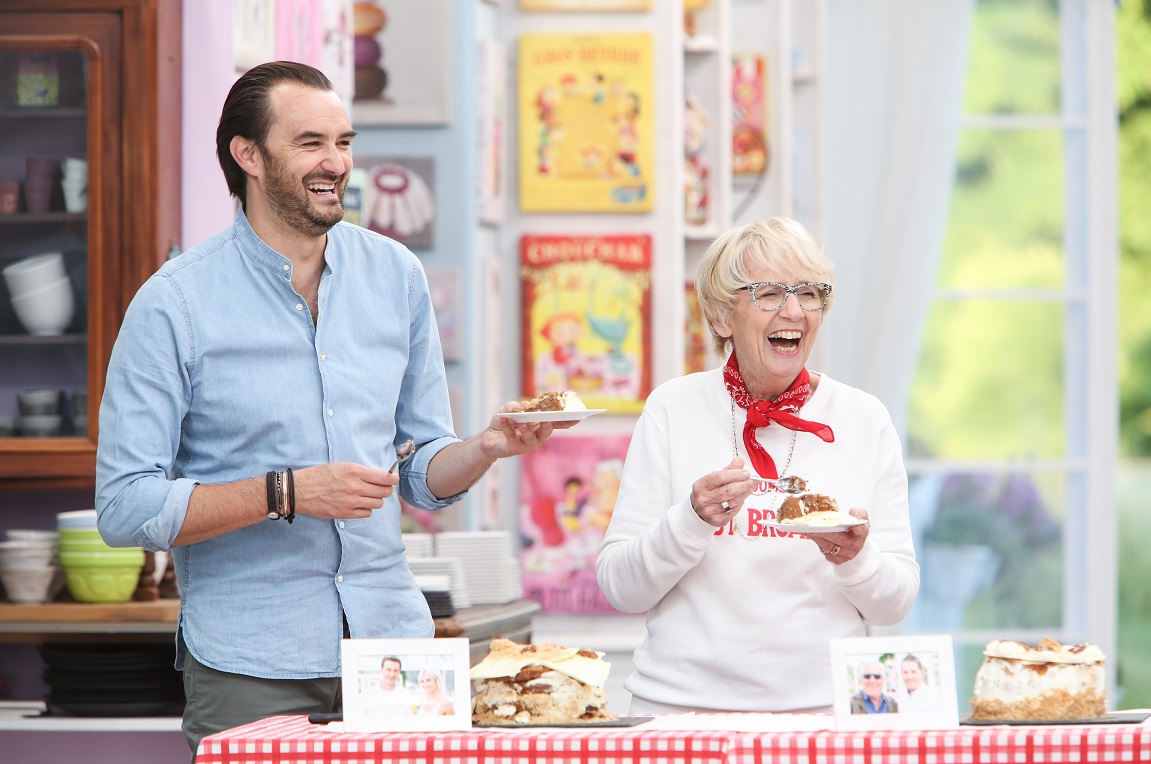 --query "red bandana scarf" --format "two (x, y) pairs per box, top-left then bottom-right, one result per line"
(723, 353), (835, 478)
